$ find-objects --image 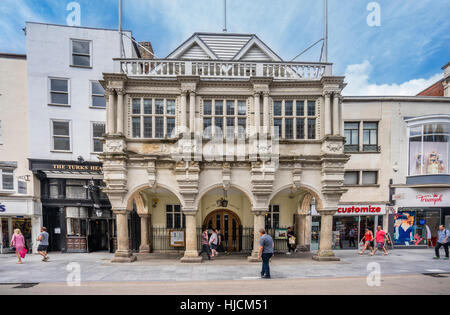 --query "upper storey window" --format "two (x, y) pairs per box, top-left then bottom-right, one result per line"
(273, 100), (316, 140)
(408, 119), (450, 176)
(71, 39), (92, 68)
(131, 98), (176, 139)
(203, 99), (247, 139)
